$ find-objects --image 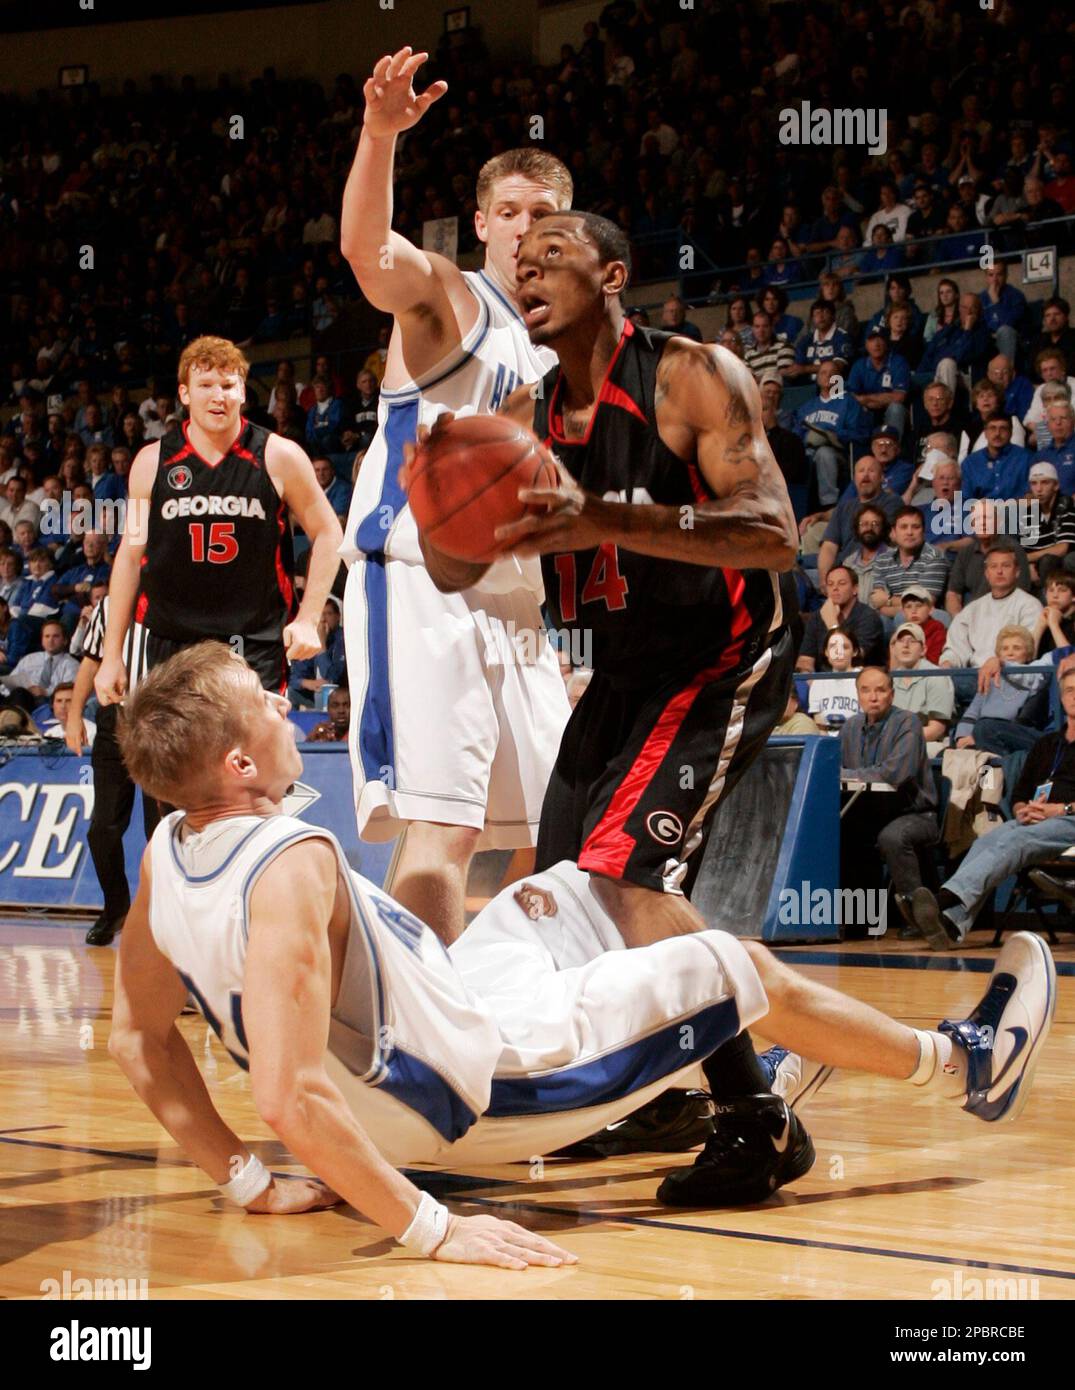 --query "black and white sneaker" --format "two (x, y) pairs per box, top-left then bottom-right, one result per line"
(656, 1094), (815, 1207)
